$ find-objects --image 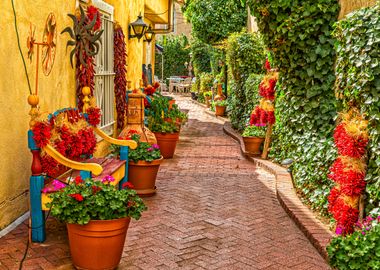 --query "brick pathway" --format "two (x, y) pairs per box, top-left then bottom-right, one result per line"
(0, 95), (330, 269)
